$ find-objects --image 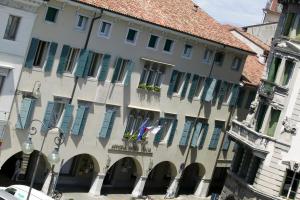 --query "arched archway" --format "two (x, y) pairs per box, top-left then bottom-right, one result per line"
(143, 161), (177, 195)
(178, 163), (205, 195)
(56, 154), (99, 192)
(0, 151), (50, 189)
(101, 157), (142, 194)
